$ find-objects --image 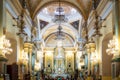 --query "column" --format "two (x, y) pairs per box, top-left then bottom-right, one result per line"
(0, 0), (6, 74)
(112, 0), (120, 80)
(86, 45), (92, 80)
(113, 0), (120, 56)
(0, 0), (5, 36)
(28, 43), (33, 80)
(87, 52), (92, 80)
(94, 36), (101, 80)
